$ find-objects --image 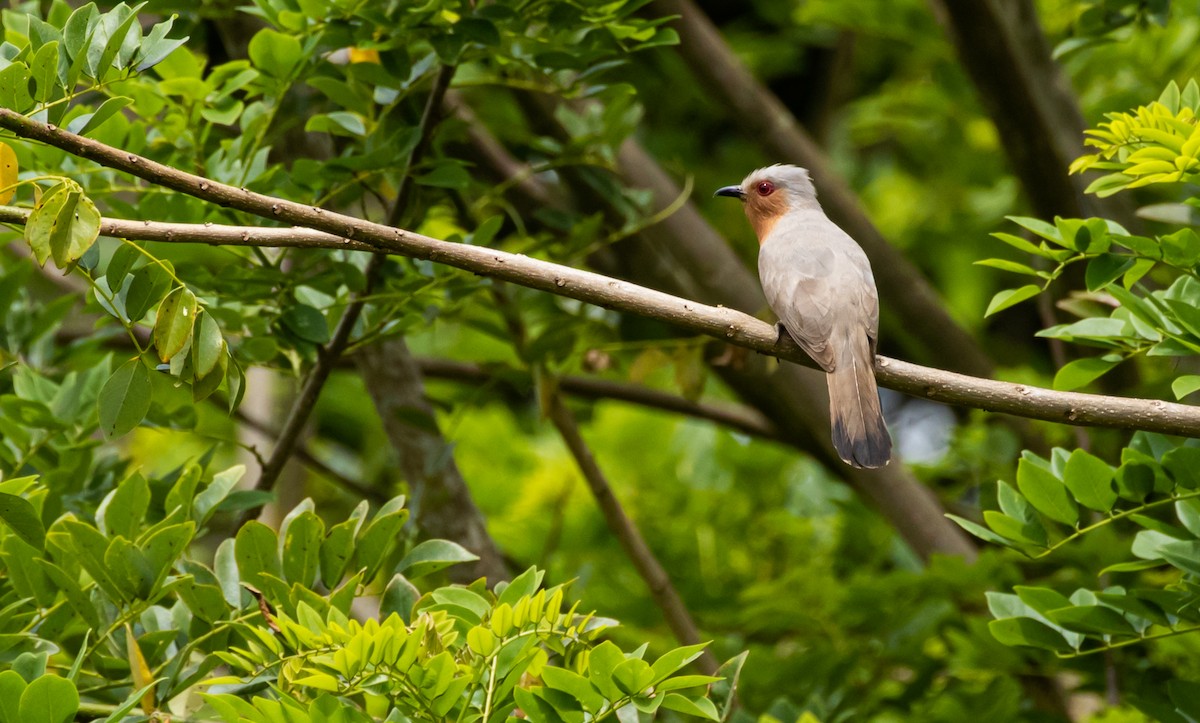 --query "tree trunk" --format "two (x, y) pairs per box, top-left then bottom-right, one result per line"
(357, 337), (510, 583)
